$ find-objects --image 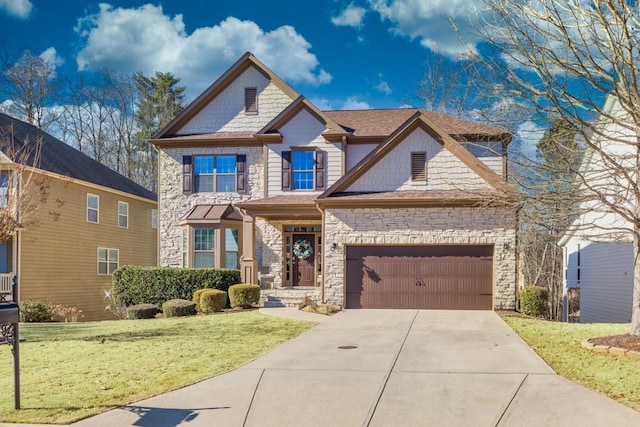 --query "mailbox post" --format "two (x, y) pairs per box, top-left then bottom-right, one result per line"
(0, 276), (19, 409)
